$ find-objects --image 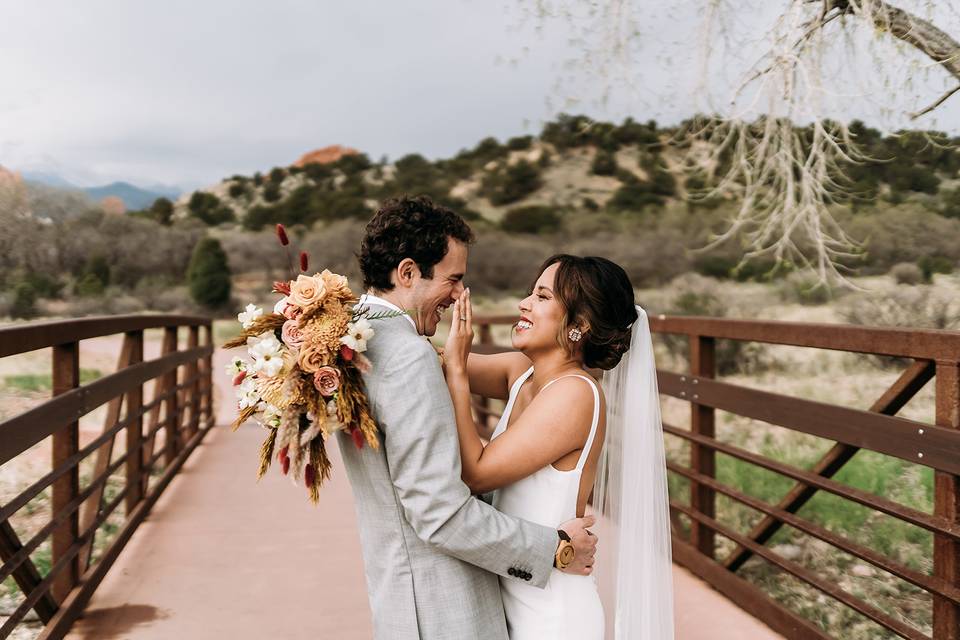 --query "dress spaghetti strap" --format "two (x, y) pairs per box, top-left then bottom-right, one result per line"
(541, 374), (601, 471)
